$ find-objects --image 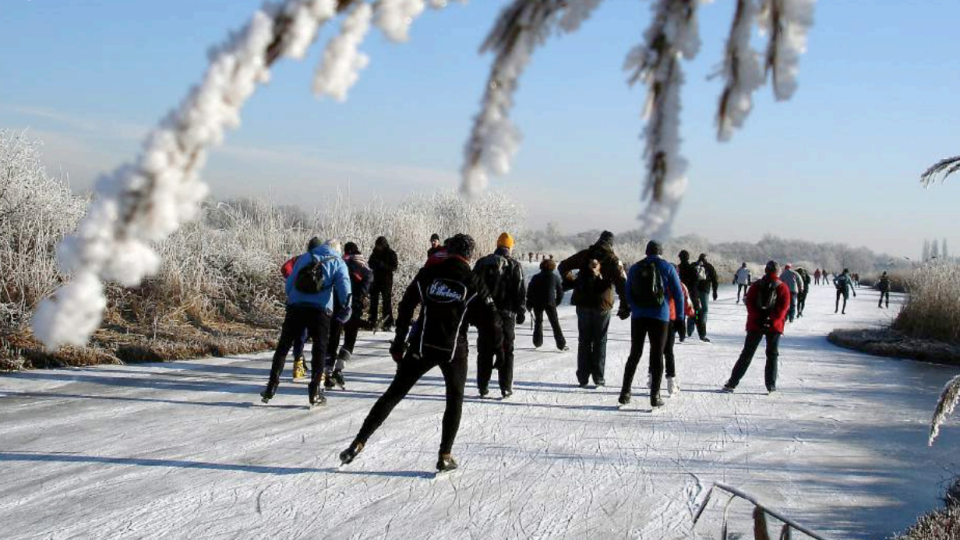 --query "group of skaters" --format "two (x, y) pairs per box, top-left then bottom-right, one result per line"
(258, 229), (884, 473)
